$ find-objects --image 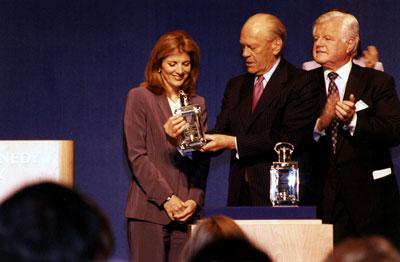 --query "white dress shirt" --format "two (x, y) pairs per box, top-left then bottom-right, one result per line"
(314, 60), (358, 141)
